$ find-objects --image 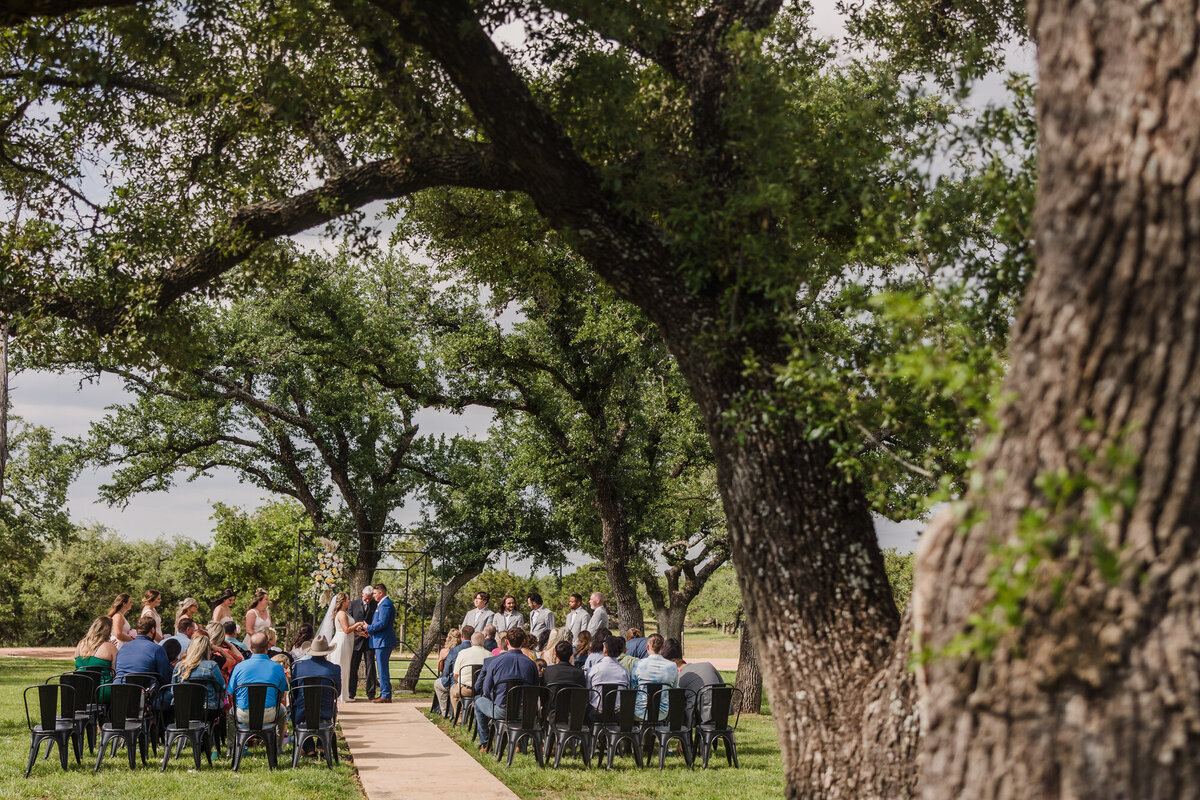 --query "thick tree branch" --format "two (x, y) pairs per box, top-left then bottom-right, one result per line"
(0, 0), (146, 26)
(37, 143), (520, 331)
